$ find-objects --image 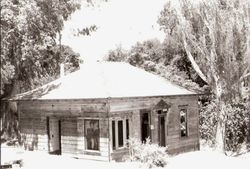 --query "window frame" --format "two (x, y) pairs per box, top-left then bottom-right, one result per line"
(111, 118), (129, 150)
(179, 107), (188, 138)
(118, 120), (124, 147)
(84, 119), (100, 151)
(156, 109), (168, 146)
